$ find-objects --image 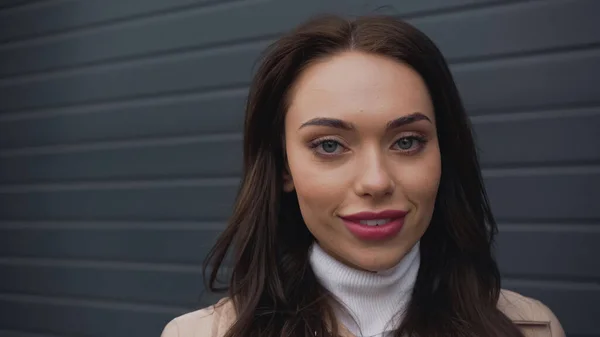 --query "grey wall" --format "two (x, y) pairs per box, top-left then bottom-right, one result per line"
(0, 0), (598, 336)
